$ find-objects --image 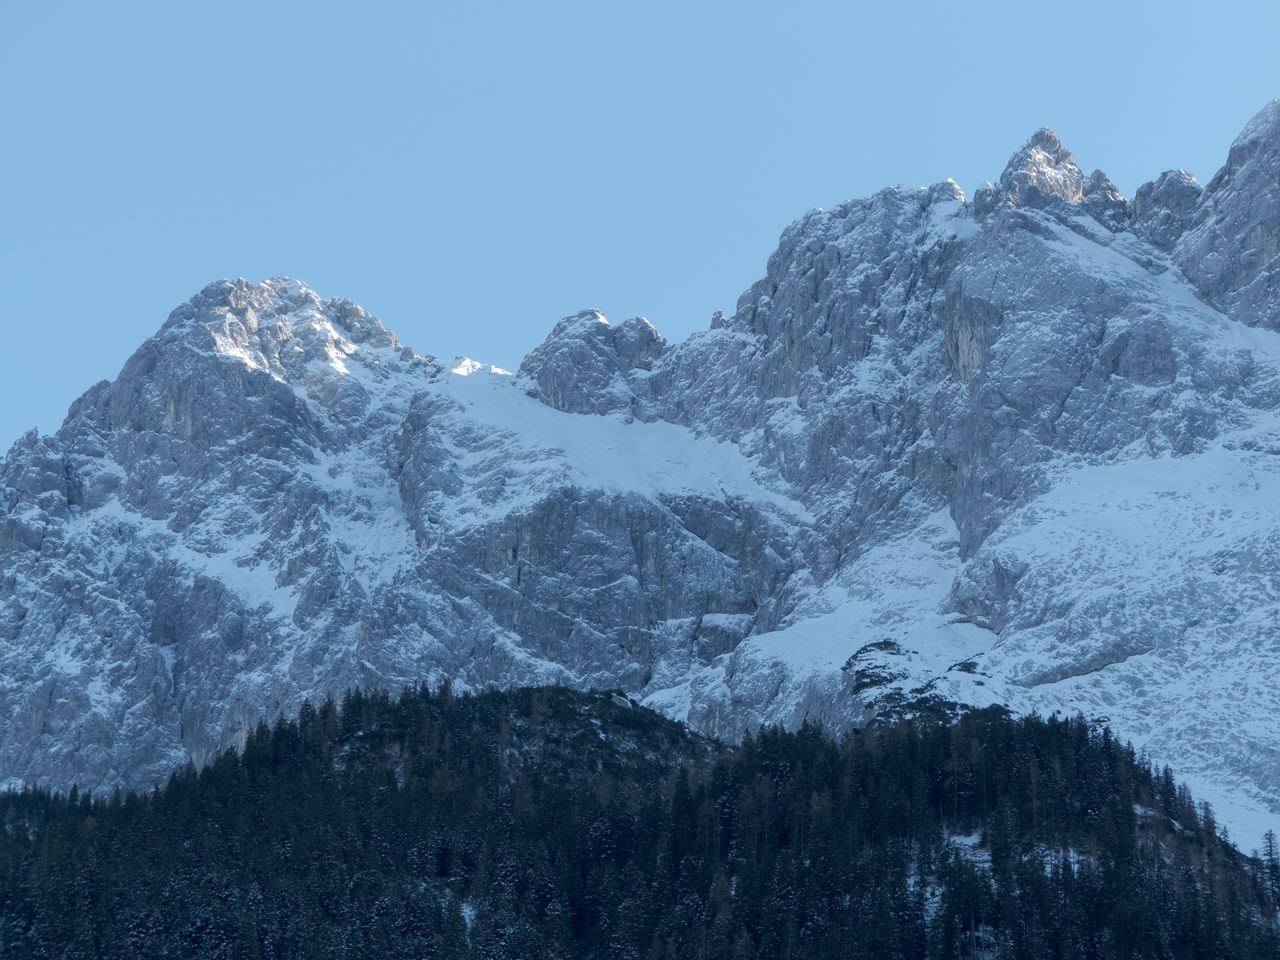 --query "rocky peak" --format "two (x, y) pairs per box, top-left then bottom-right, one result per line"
(1208, 98), (1280, 192)
(164, 277), (314, 336)
(162, 277), (404, 380)
(1174, 99), (1280, 328)
(1081, 168), (1128, 230)
(997, 127), (1086, 208)
(1132, 170), (1201, 250)
(92, 277), (439, 496)
(518, 310), (666, 416)
(610, 317), (666, 371)
(10, 108), (1280, 844)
